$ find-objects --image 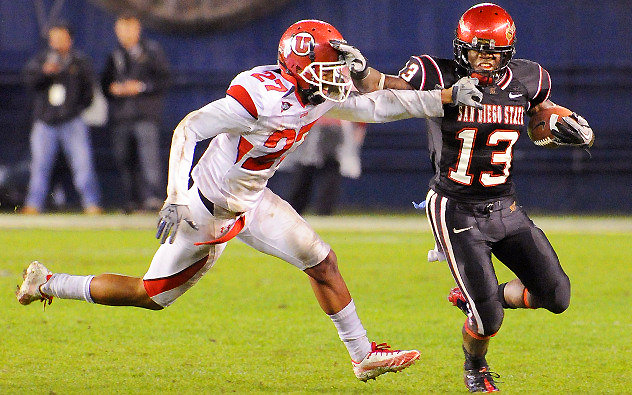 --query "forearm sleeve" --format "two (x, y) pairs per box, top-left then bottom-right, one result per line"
(327, 89), (444, 122)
